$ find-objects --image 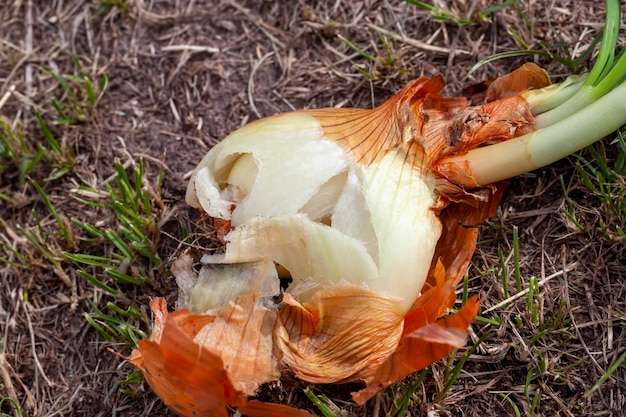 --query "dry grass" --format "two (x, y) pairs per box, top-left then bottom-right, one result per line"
(0, 0), (624, 416)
